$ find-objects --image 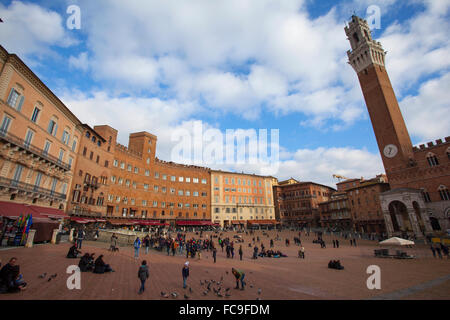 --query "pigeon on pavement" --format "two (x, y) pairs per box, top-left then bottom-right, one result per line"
(38, 273), (47, 279)
(184, 294), (190, 299)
